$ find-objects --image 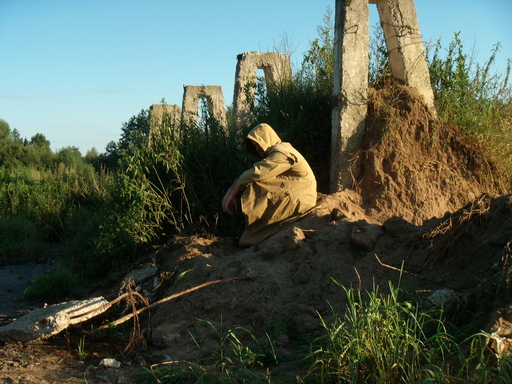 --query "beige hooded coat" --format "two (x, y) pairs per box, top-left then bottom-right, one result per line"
(235, 123), (317, 247)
